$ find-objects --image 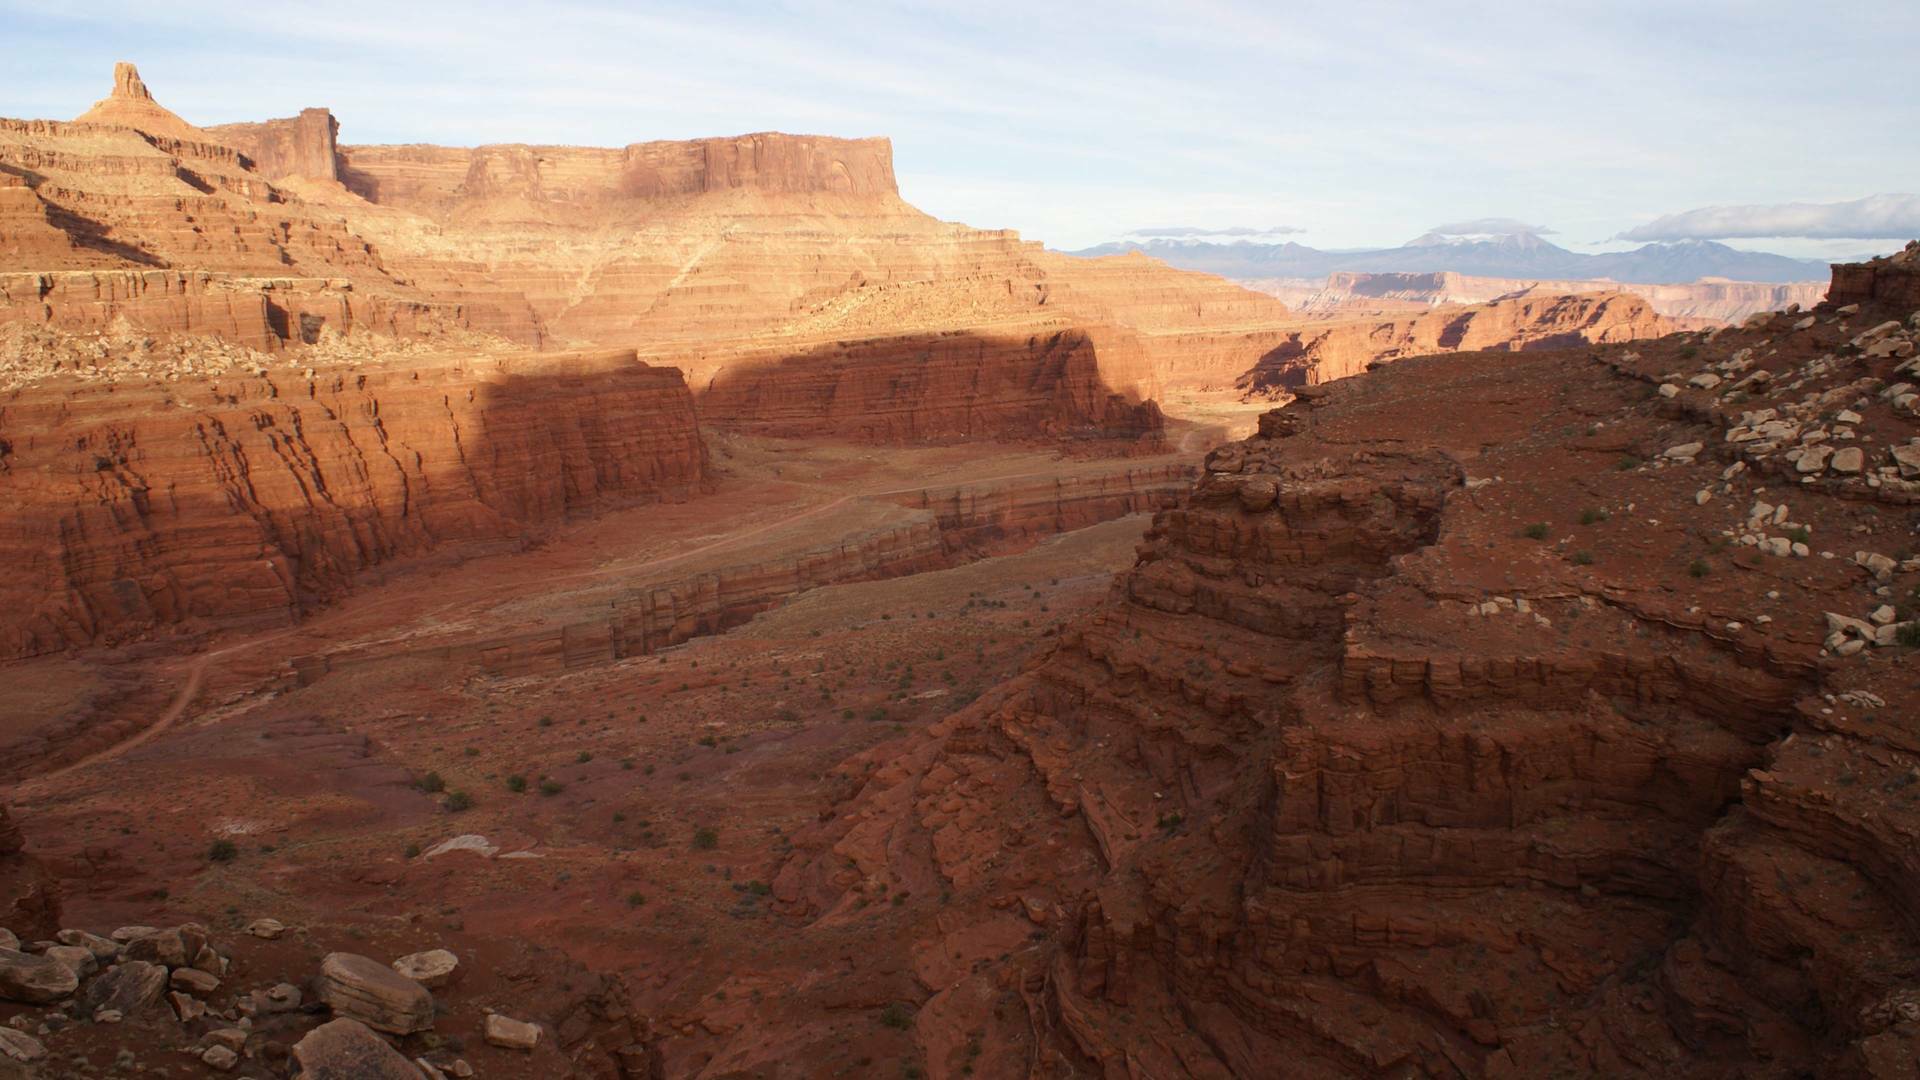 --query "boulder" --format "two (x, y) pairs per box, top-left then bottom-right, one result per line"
(1830, 446), (1865, 473)
(245, 918), (286, 940)
(315, 952), (434, 1034)
(0, 1028), (46, 1064)
(42, 944), (96, 979)
(79, 960), (168, 1016)
(55, 929), (119, 961)
(123, 924), (206, 967)
(0, 949), (78, 1004)
(391, 949), (458, 990)
(484, 1012), (541, 1051)
(290, 1018), (426, 1079)
(170, 966), (220, 995)
(203, 1045), (240, 1071)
